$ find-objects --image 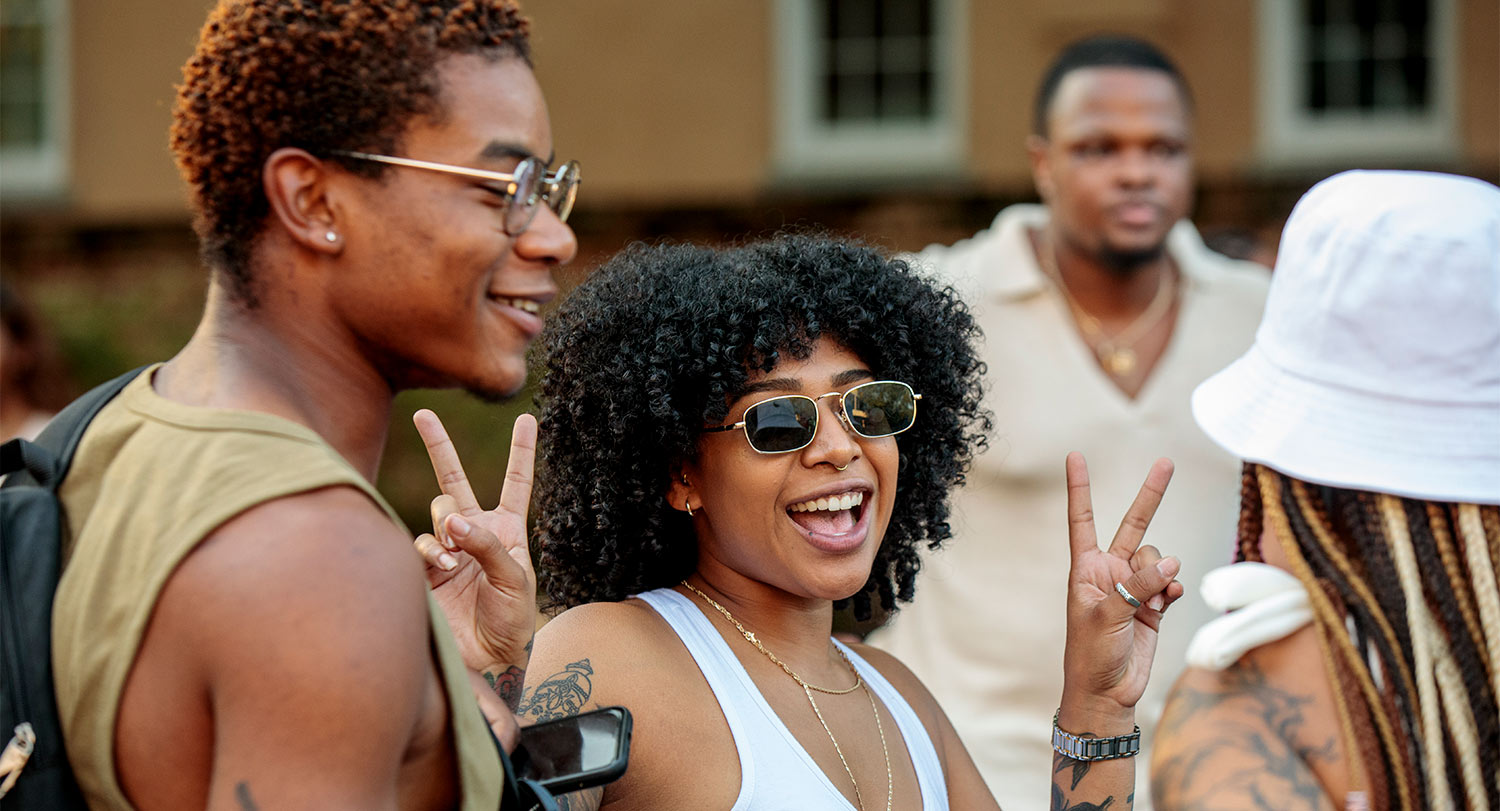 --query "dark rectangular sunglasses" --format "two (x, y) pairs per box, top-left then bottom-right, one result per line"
(703, 380), (921, 454)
